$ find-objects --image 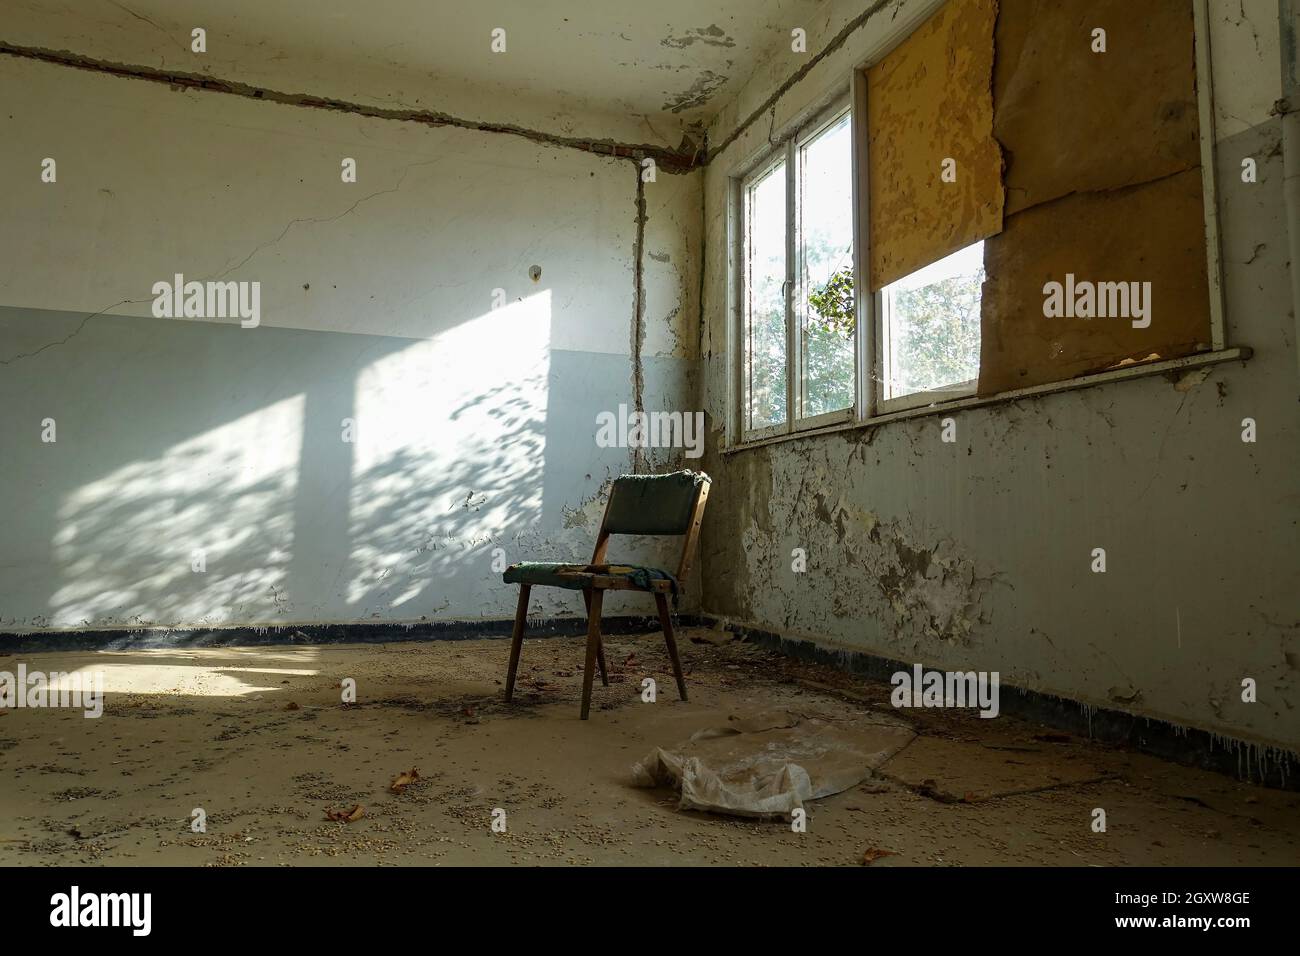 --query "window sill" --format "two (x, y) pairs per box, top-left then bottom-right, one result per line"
(722, 346), (1252, 456)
